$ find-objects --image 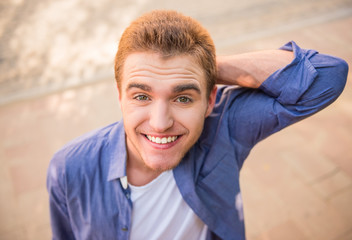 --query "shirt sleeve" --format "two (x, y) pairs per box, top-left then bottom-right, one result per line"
(228, 41), (348, 150)
(47, 152), (76, 240)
